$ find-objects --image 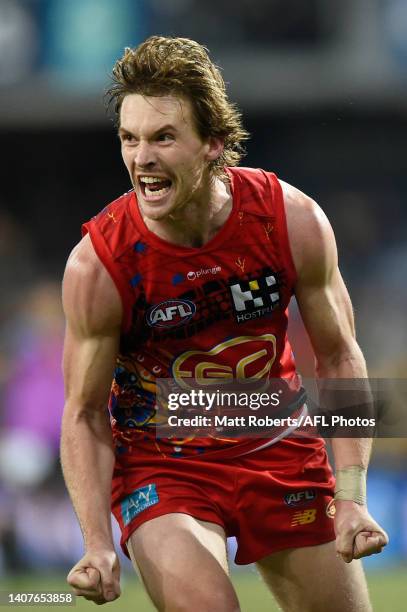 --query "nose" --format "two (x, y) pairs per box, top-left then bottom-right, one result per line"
(134, 141), (156, 169)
